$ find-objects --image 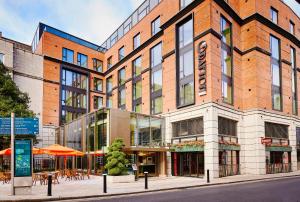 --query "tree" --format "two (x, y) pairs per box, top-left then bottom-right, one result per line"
(105, 138), (129, 176)
(0, 63), (36, 149)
